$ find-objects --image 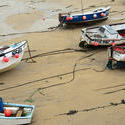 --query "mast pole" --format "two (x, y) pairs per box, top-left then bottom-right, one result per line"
(81, 0), (83, 13)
